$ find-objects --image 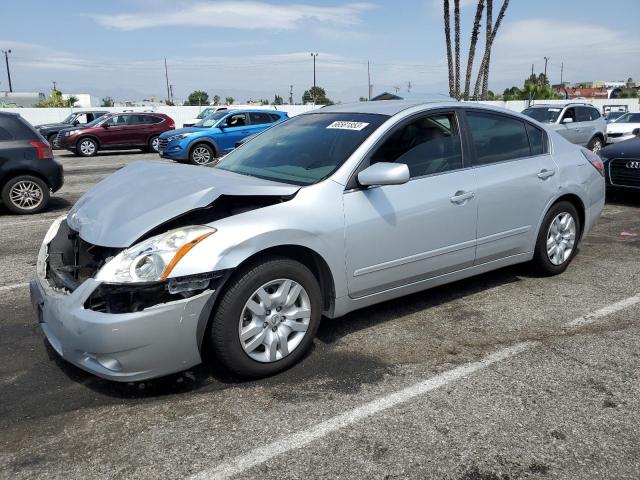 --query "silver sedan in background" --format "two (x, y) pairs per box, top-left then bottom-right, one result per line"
(30, 101), (605, 381)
